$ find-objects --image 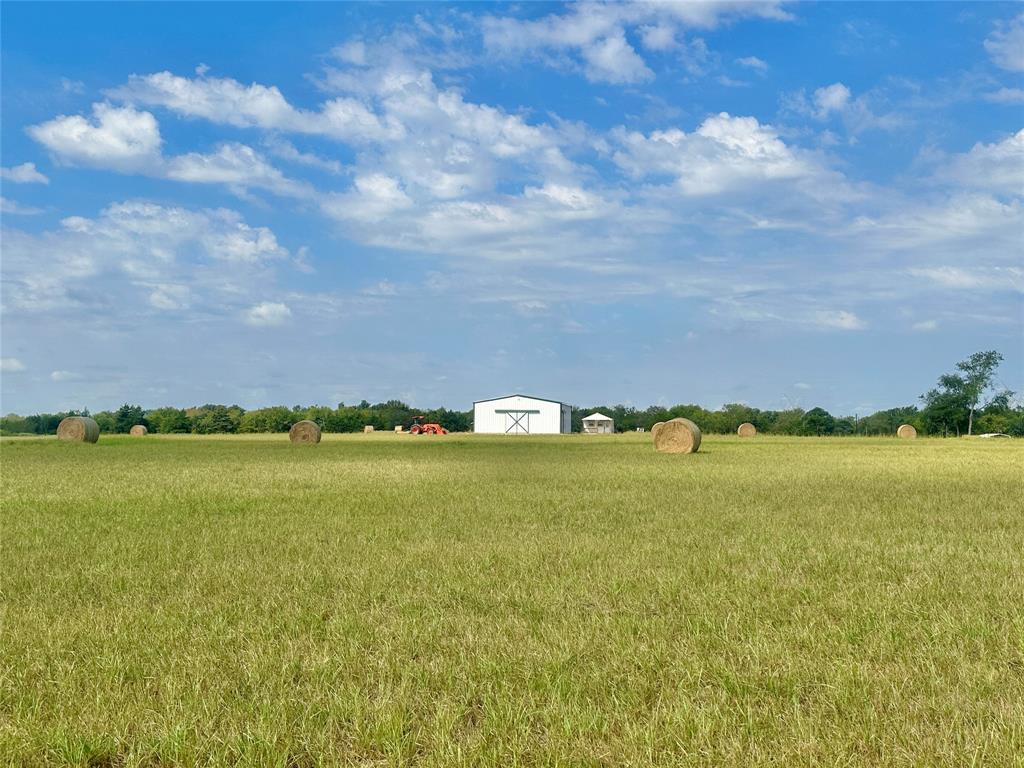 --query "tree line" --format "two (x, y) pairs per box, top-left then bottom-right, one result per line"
(3, 351), (1019, 437)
